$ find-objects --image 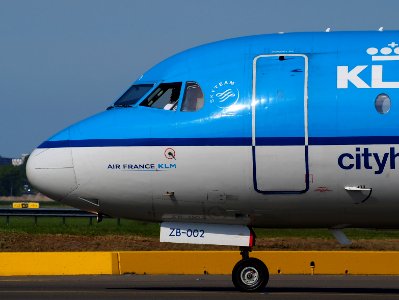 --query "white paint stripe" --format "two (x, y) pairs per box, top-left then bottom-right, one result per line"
(372, 56), (399, 61)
